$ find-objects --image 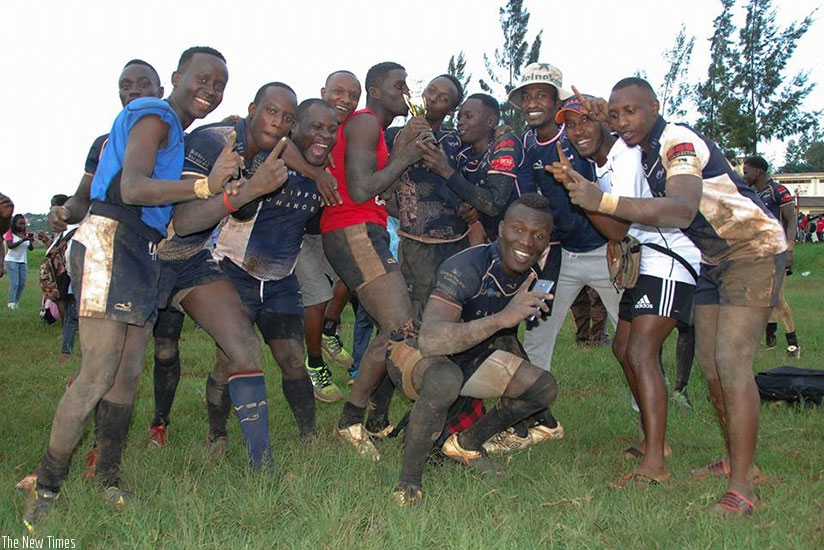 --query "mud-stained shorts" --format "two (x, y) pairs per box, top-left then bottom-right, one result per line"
(619, 274), (695, 321)
(70, 214), (159, 326)
(157, 249), (227, 311)
(693, 252), (786, 308)
(221, 258), (304, 341)
(294, 234), (340, 307)
(322, 223), (399, 293)
(399, 236), (468, 305)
